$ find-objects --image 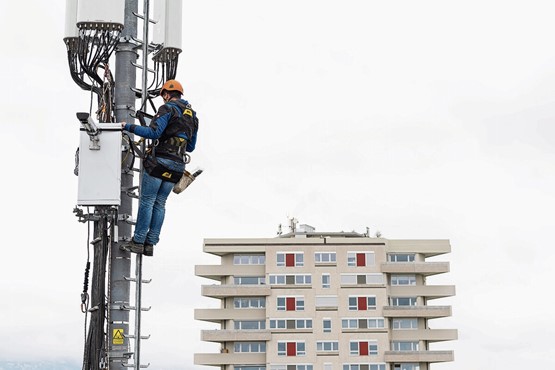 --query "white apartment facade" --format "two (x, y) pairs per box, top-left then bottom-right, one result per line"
(194, 227), (457, 370)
